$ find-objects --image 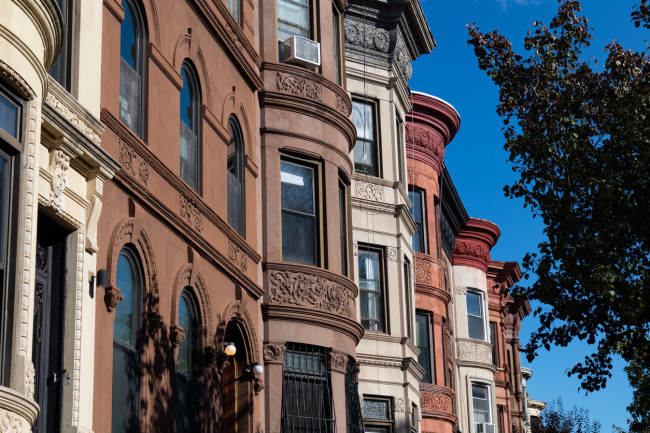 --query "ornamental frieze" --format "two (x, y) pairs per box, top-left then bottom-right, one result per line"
(276, 72), (323, 101)
(228, 241), (248, 272)
(179, 194), (203, 233)
(414, 260), (431, 285)
(405, 123), (445, 165)
(268, 270), (355, 318)
(354, 180), (384, 202)
(420, 390), (453, 414)
(344, 20), (390, 53)
(457, 340), (493, 365)
(119, 140), (150, 186)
